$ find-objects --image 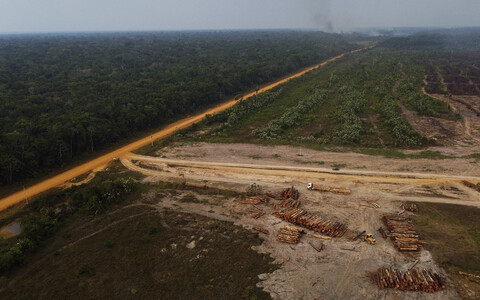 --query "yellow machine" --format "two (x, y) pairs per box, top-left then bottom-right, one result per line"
(364, 233), (376, 245)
